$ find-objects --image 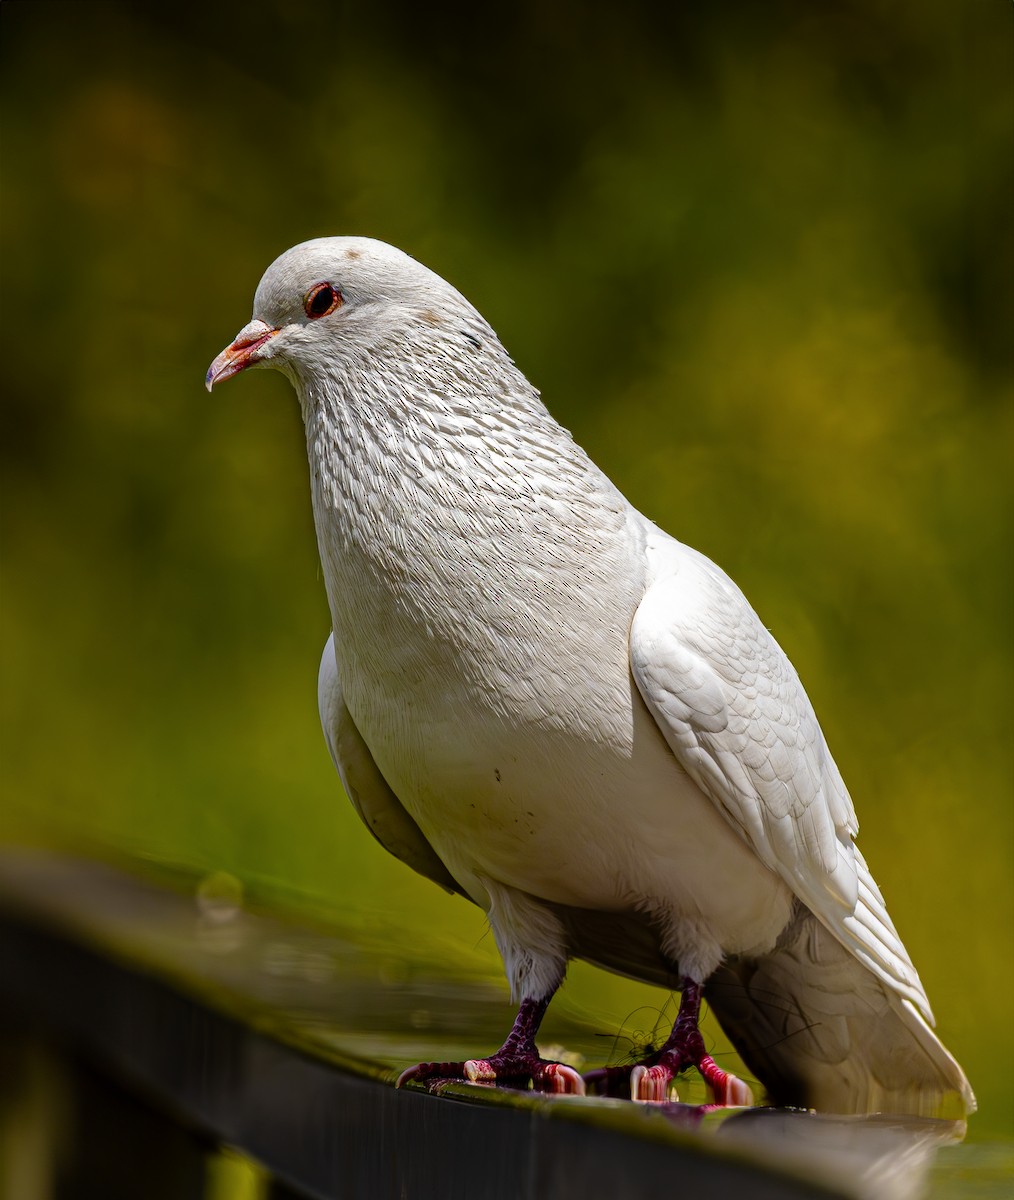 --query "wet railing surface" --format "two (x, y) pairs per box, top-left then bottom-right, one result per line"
(0, 850), (1003, 1200)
